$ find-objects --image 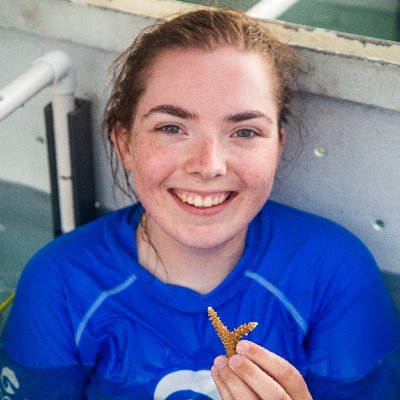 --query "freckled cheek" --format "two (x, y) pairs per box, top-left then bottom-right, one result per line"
(249, 171), (276, 200)
(235, 158), (277, 210)
(238, 155), (278, 190)
(254, 164), (275, 180)
(131, 147), (177, 195)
